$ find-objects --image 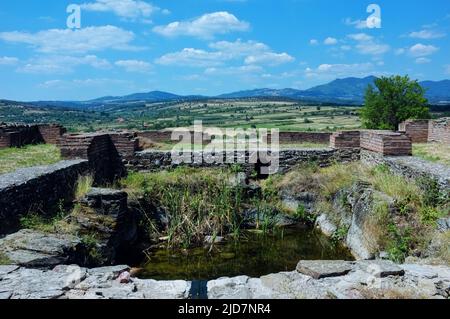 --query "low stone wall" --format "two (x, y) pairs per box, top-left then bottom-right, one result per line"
(398, 120), (429, 143)
(330, 131), (361, 149)
(273, 132), (331, 144)
(360, 131), (412, 156)
(361, 150), (450, 195)
(0, 160), (89, 235)
(59, 134), (126, 185)
(429, 118), (450, 144)
(126, 148), (360, 174)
